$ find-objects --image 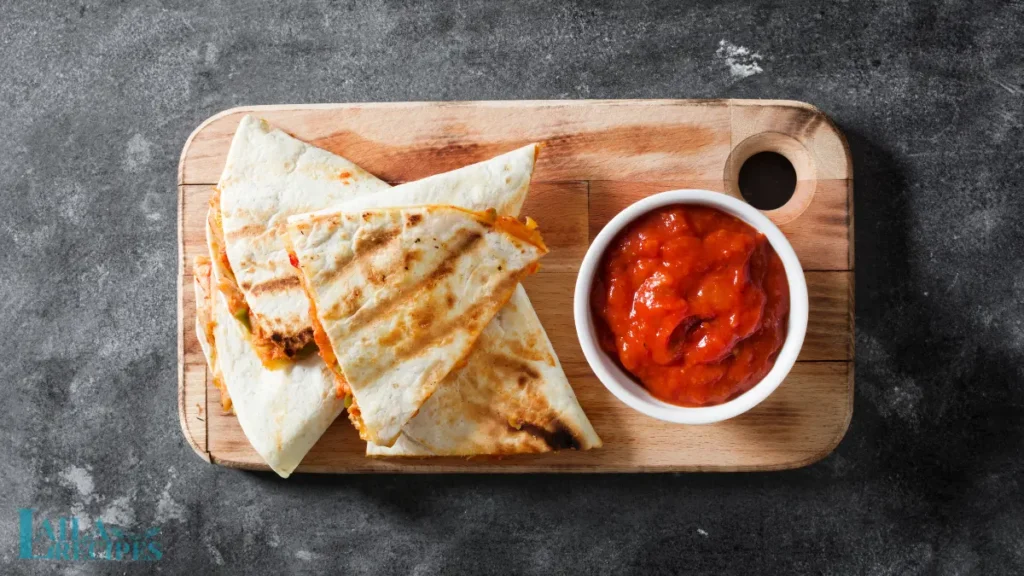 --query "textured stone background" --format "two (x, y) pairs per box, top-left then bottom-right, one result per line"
(2, 0), (1023, 573)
